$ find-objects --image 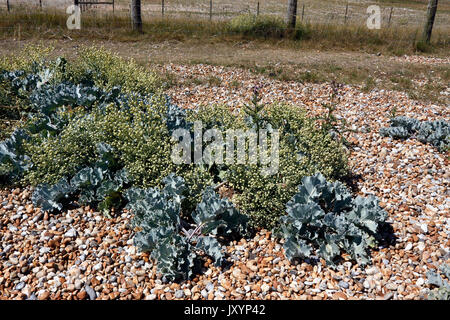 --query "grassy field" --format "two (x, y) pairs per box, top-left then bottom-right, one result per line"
(7, 0), (450, 28)
(0, 8), (448, 54)
(0, 1), (448, 106)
